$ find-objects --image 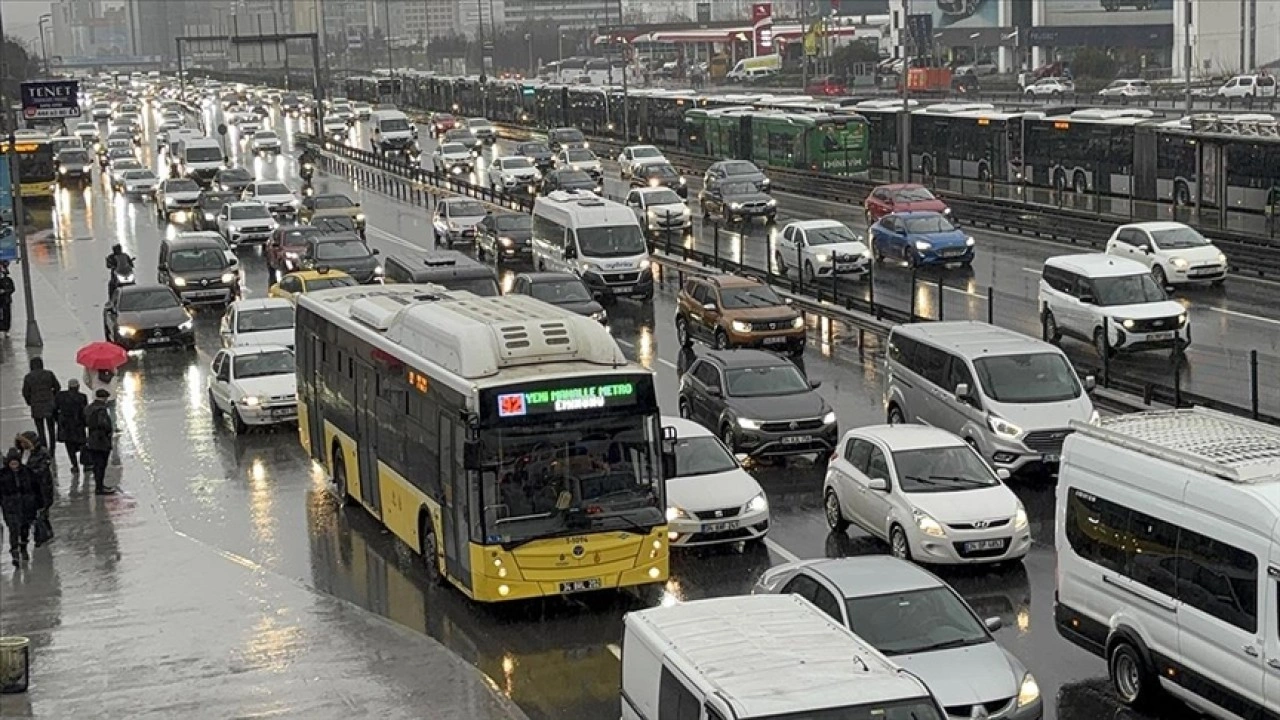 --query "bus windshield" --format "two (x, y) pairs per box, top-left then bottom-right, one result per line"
(479, 415), (663, 545)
